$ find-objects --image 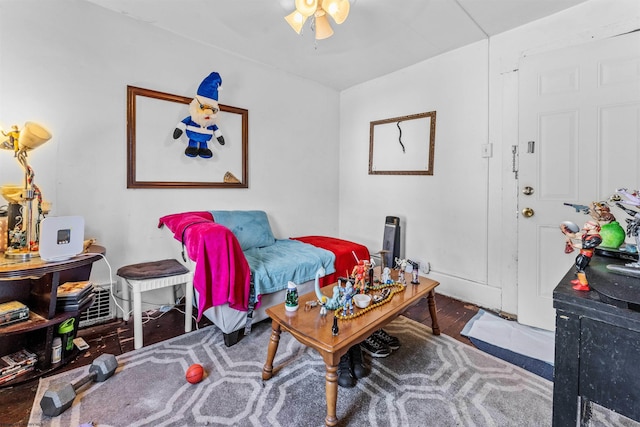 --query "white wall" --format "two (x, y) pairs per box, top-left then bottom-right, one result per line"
(0, 0), (341, 296)
(339, 0), (640, 314)
(339, 42), (497, 308)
